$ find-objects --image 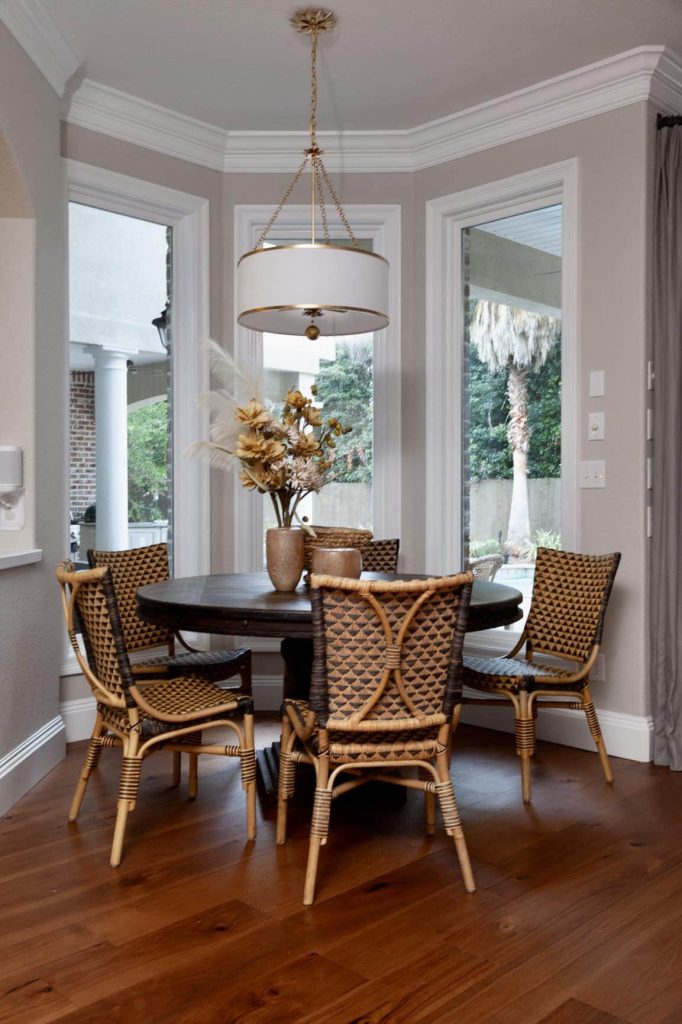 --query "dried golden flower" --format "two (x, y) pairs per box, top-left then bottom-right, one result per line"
(284, 389), (308, 410)
(291, 430), (320, 456)
(302, 404), (323, 427)
(235, 432), (285, 462)
(235, 399), (271, 429)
